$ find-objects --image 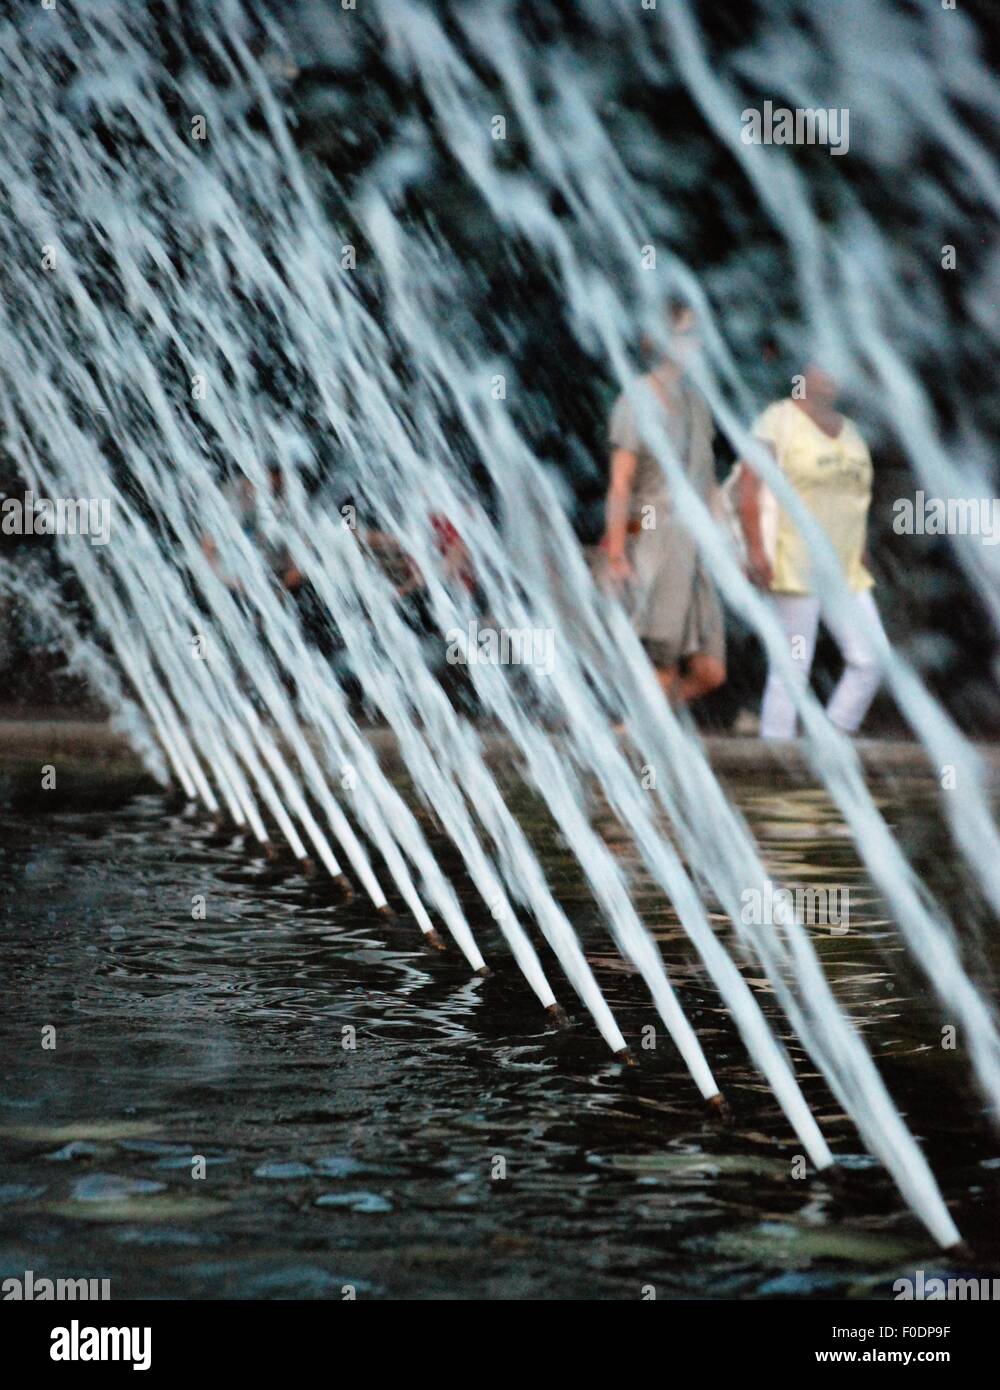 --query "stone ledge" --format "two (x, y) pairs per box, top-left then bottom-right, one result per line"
(1, 719), (997, 806)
